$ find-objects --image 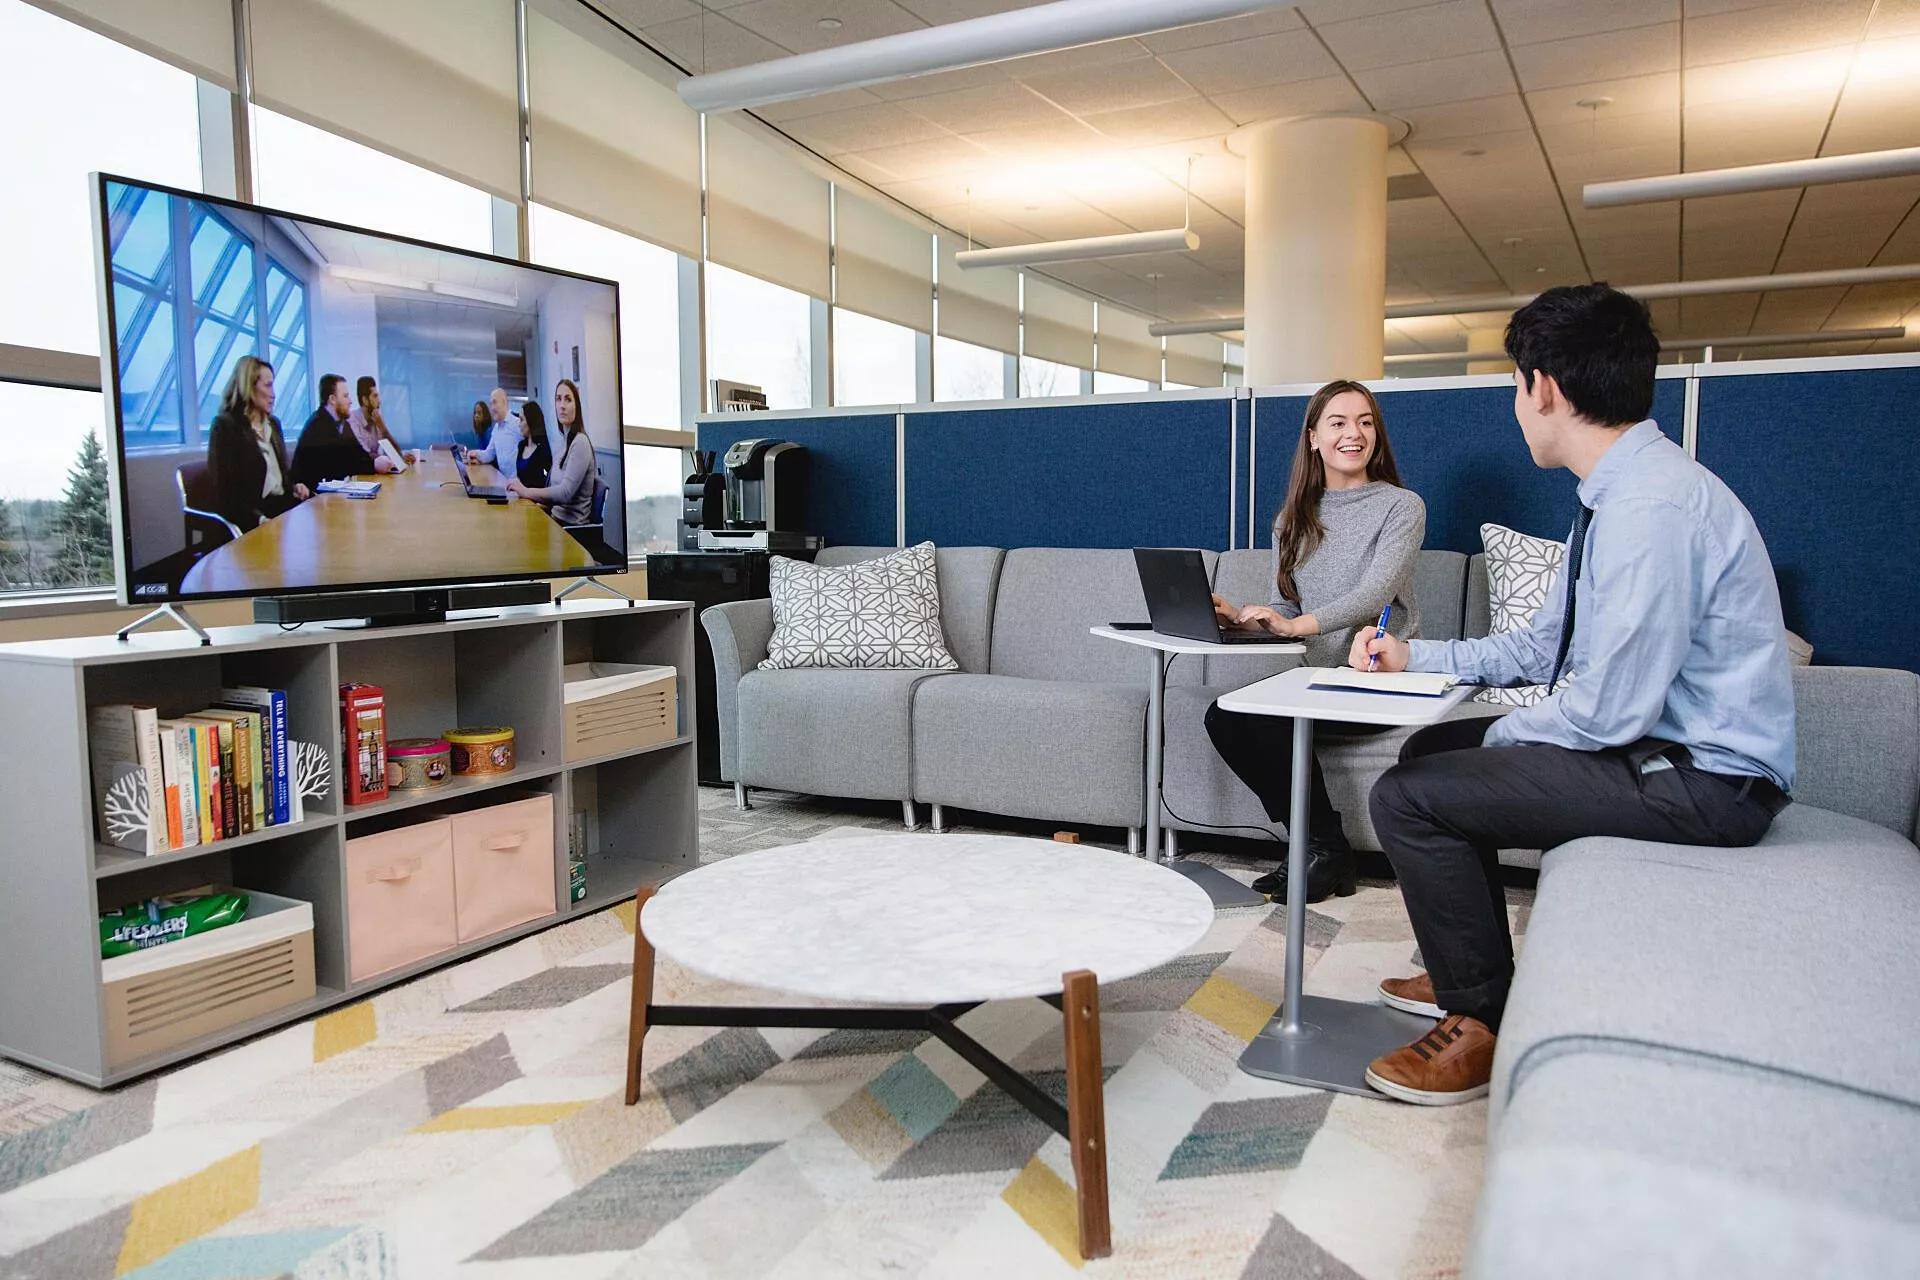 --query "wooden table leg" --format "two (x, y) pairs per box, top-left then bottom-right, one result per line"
(1062, 968), (1111, 1259)
(625, 886), (658, 1106)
